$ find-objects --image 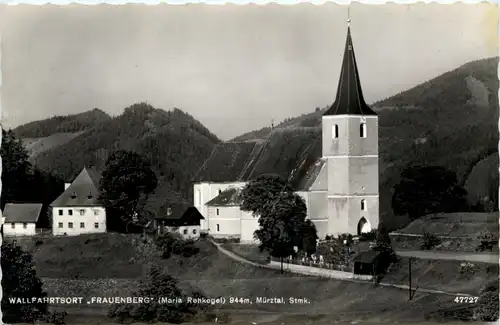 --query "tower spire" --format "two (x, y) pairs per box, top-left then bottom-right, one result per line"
(323, 9), (376, 116)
